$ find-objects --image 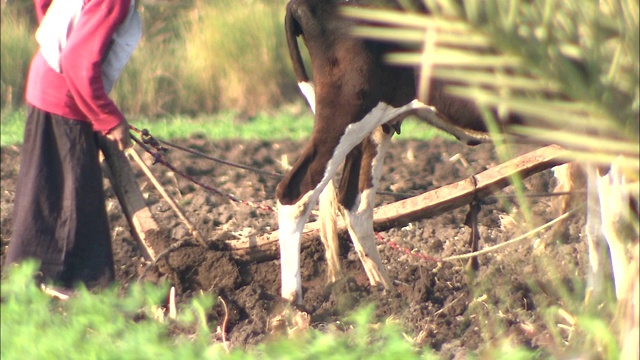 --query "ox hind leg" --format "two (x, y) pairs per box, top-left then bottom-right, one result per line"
(318, 179), (343, 284)
(595, 160), (637, 301)
(337, 126), (394, 290)
(317, 126), (395, 290)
